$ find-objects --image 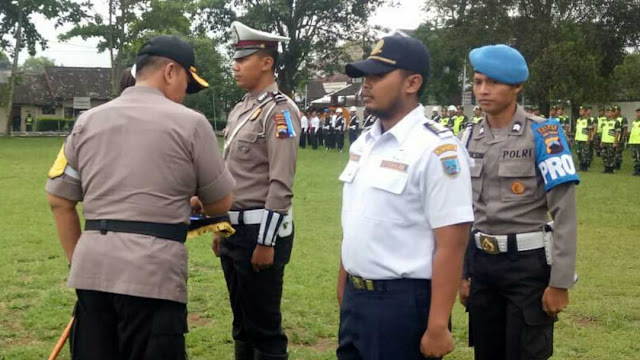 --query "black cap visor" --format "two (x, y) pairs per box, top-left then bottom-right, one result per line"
(345, 58), (396, 78)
